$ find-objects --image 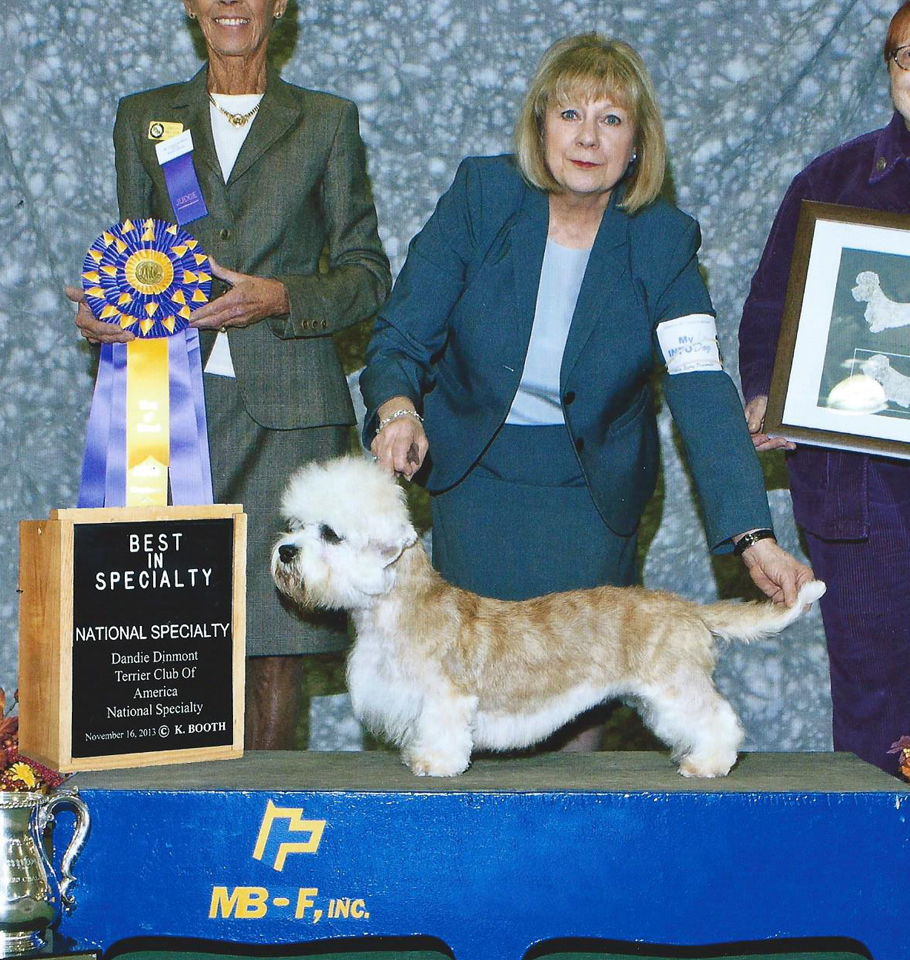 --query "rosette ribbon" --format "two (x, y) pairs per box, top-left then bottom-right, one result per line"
(79, 218), (214, 507)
